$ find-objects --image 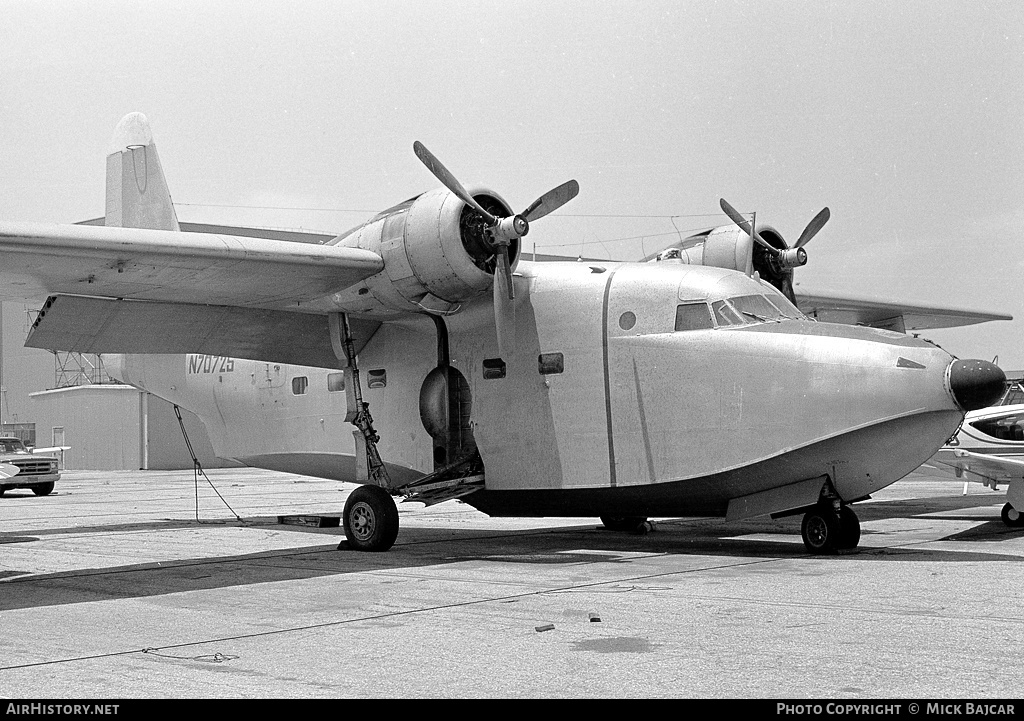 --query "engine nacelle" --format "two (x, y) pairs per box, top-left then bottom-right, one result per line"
(653, 223), (797, 300)
(329, 187), (519, 316)
(654, 225), (754, 275)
